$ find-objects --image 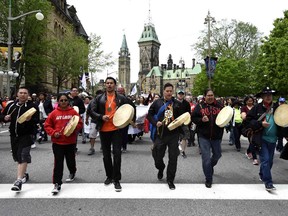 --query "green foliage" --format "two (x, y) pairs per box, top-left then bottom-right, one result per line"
(256, 10), (288, 96)
(193, 19), (262, 97)
(47, 28), (88, 94)
(0, 0), (52, 93)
